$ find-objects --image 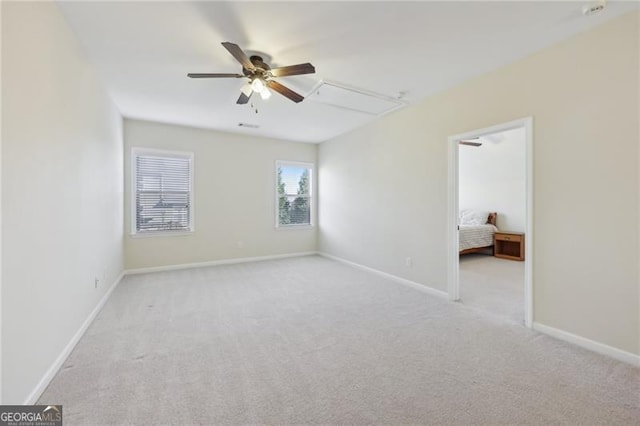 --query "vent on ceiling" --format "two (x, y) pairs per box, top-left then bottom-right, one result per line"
(307, 81), (405, 116)
(238, 122), (260, 129)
